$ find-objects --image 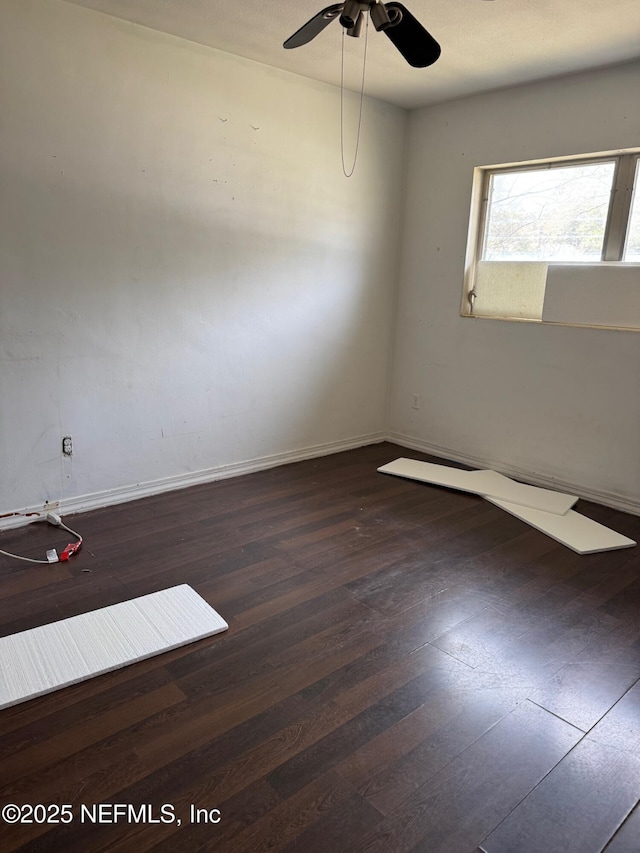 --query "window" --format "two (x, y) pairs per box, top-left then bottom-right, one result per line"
(463, 150), (640, 329)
